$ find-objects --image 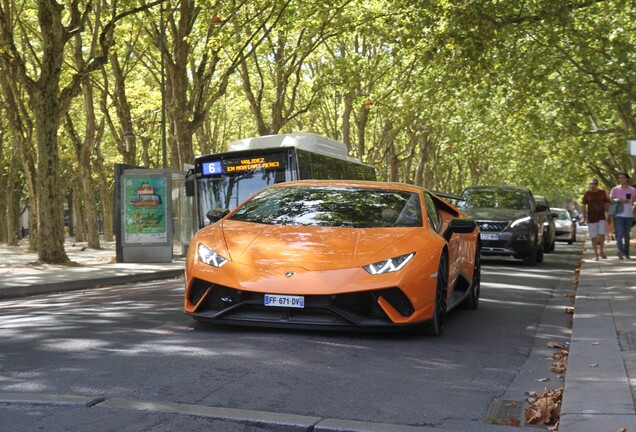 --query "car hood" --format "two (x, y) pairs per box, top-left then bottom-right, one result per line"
(554, 220), (571, 229)
(460, 207), (532, 222)
(200, 220), (419, 271)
